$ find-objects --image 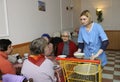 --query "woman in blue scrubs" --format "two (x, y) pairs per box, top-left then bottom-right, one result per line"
(76, 10), (109, 67)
